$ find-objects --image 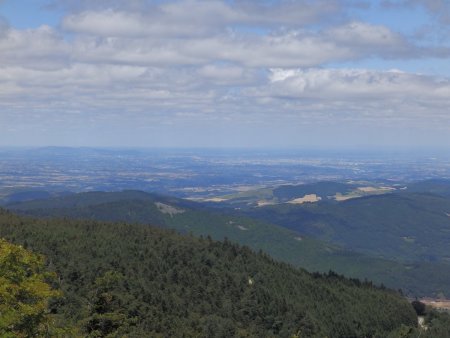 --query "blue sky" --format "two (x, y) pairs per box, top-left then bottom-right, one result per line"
(0, 0), (449, 149)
